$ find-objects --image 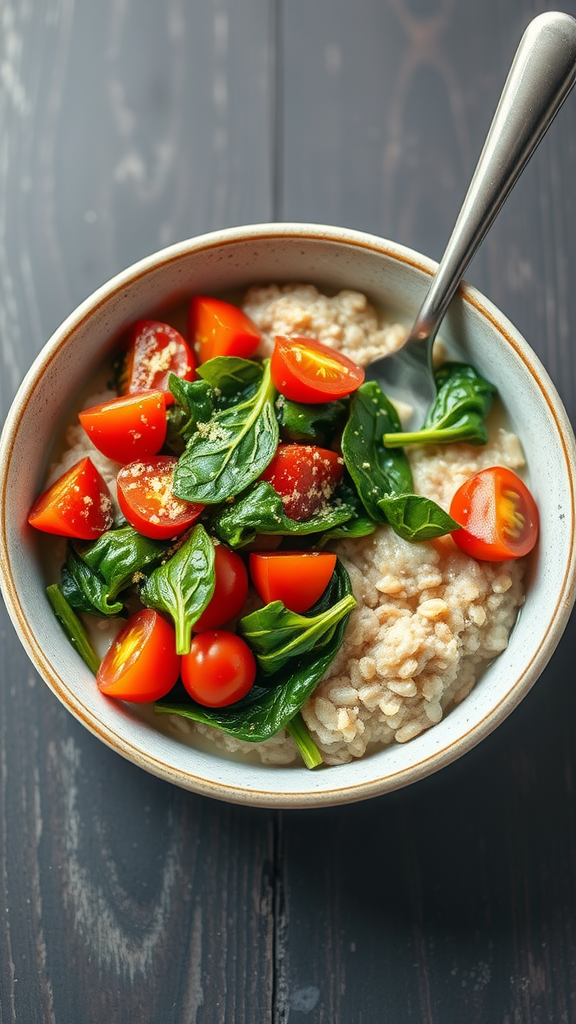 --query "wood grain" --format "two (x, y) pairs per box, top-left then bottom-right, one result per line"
(2, 0), (576, 1021)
